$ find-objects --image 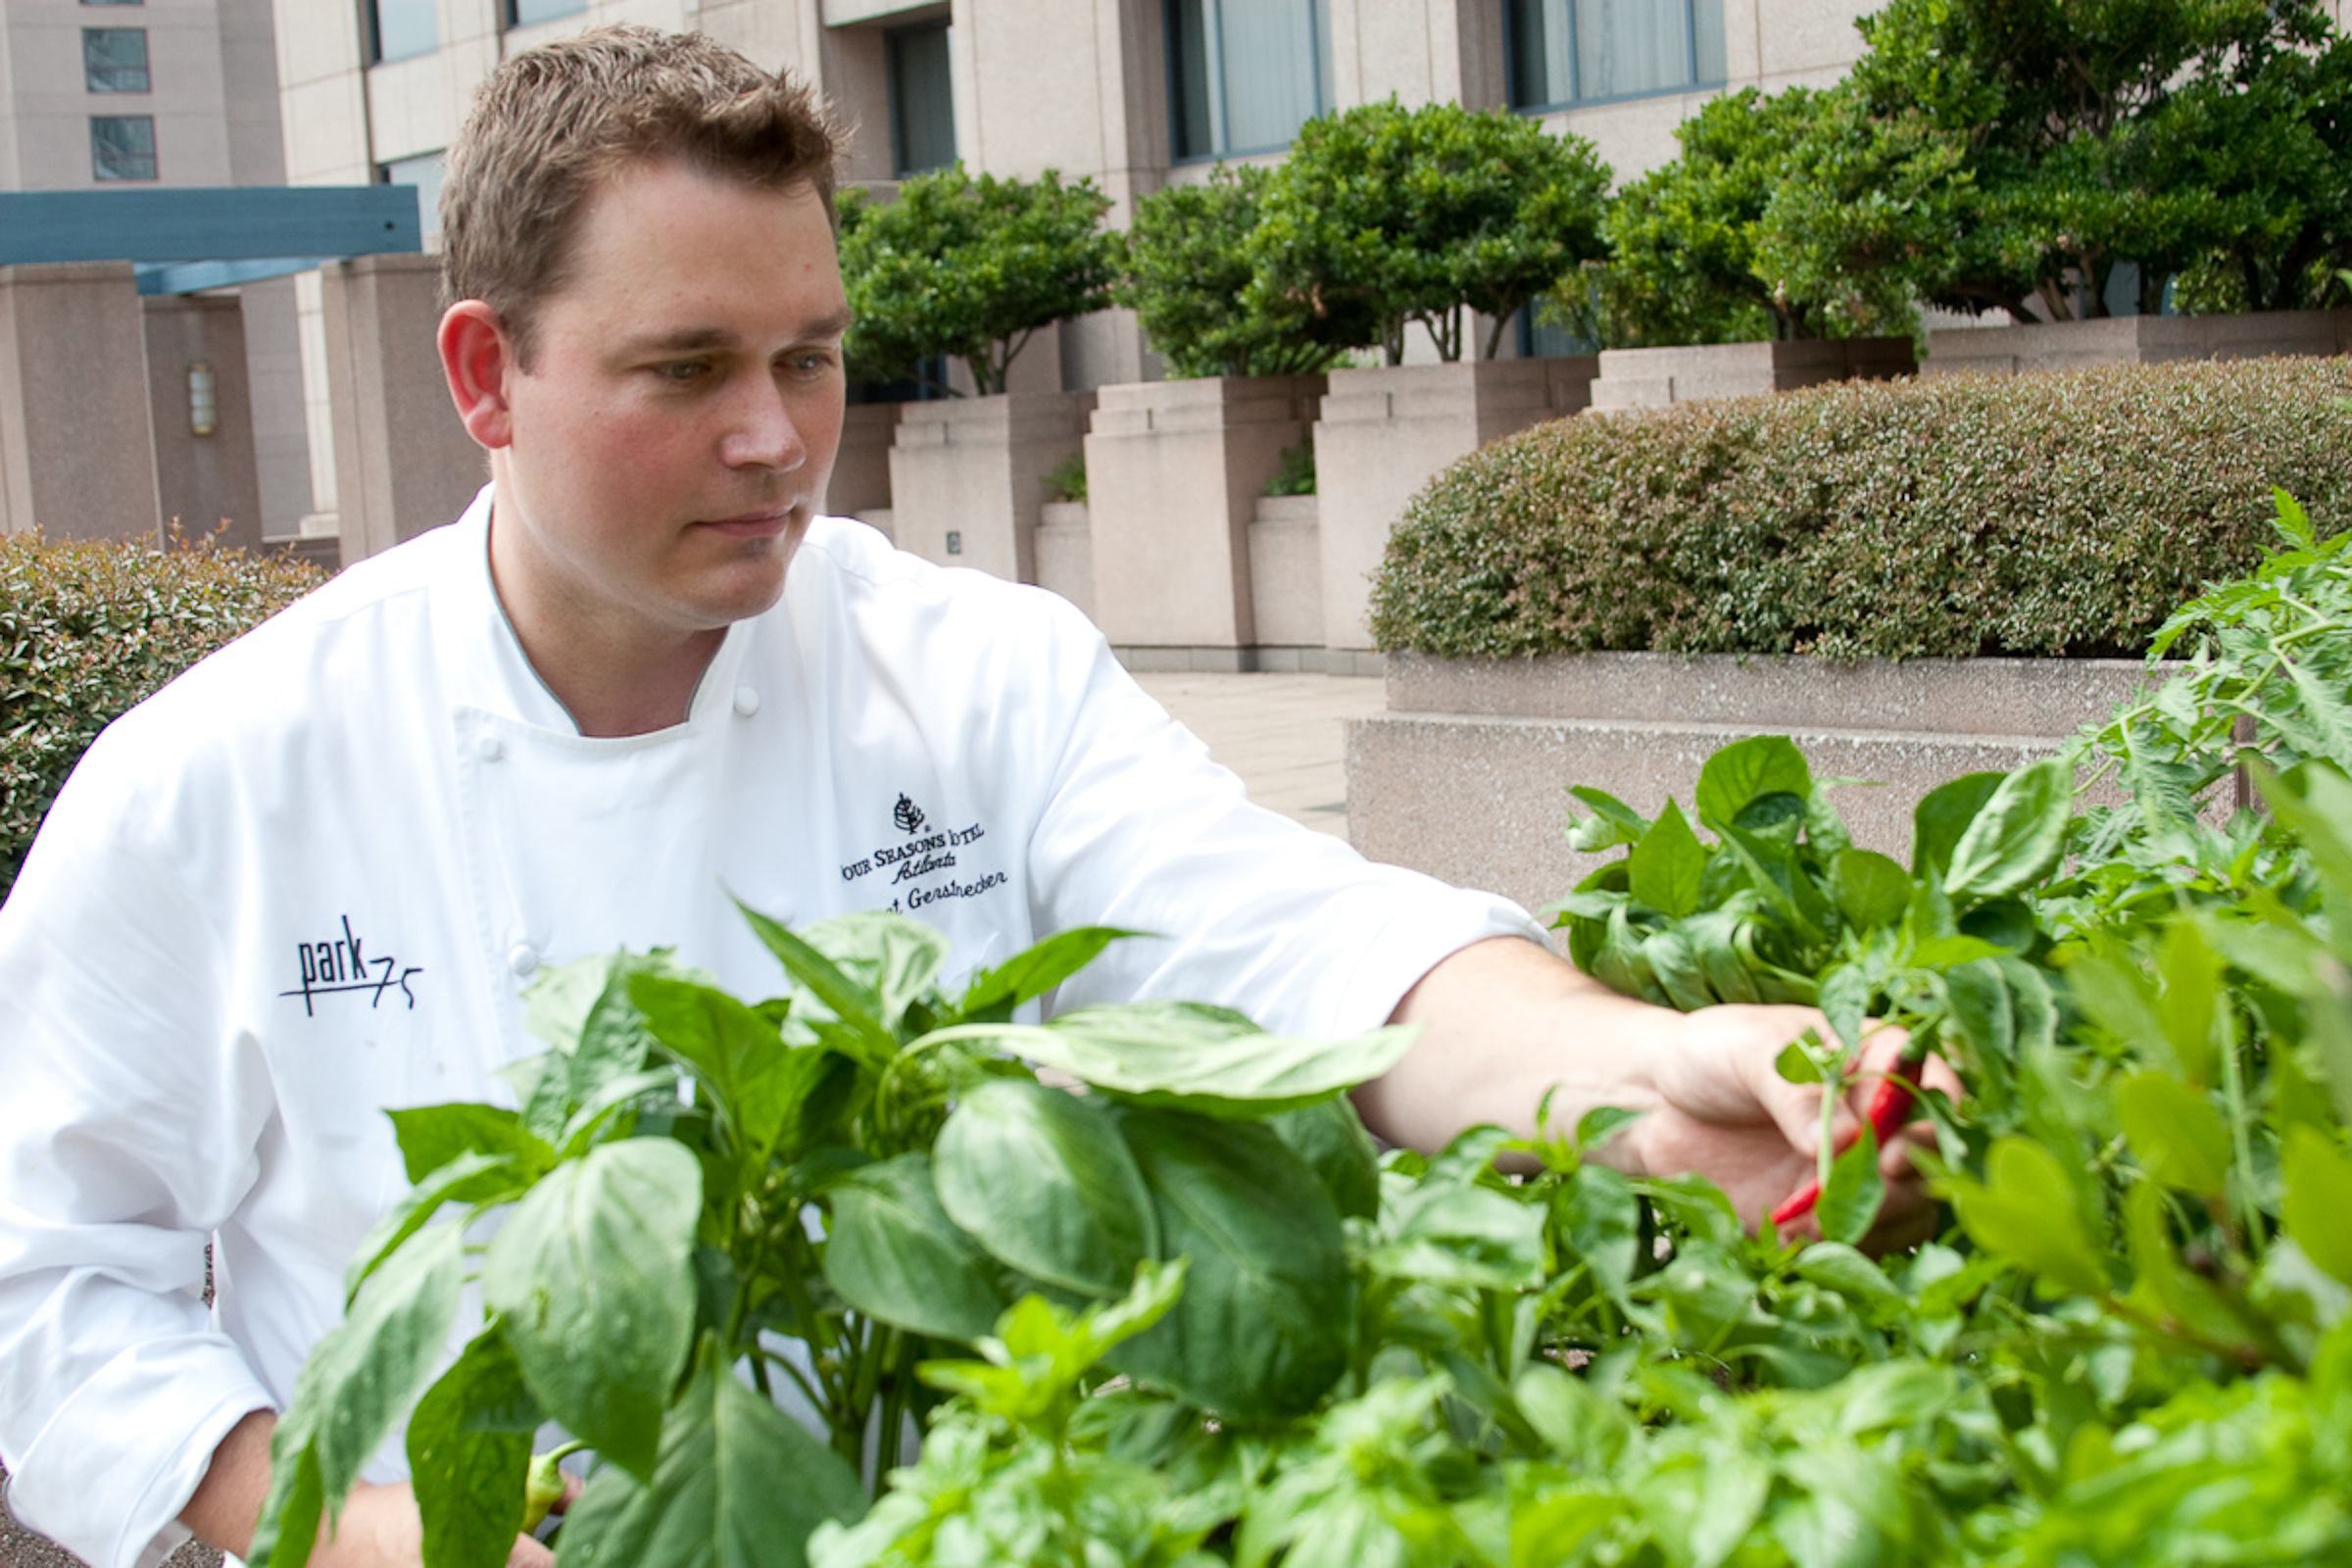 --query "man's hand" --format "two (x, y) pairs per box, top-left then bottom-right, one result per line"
(182, 1409), (568, 1568)
(1625, 1003), (1950, 1247)
(1359, 936), (1952, 1250)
